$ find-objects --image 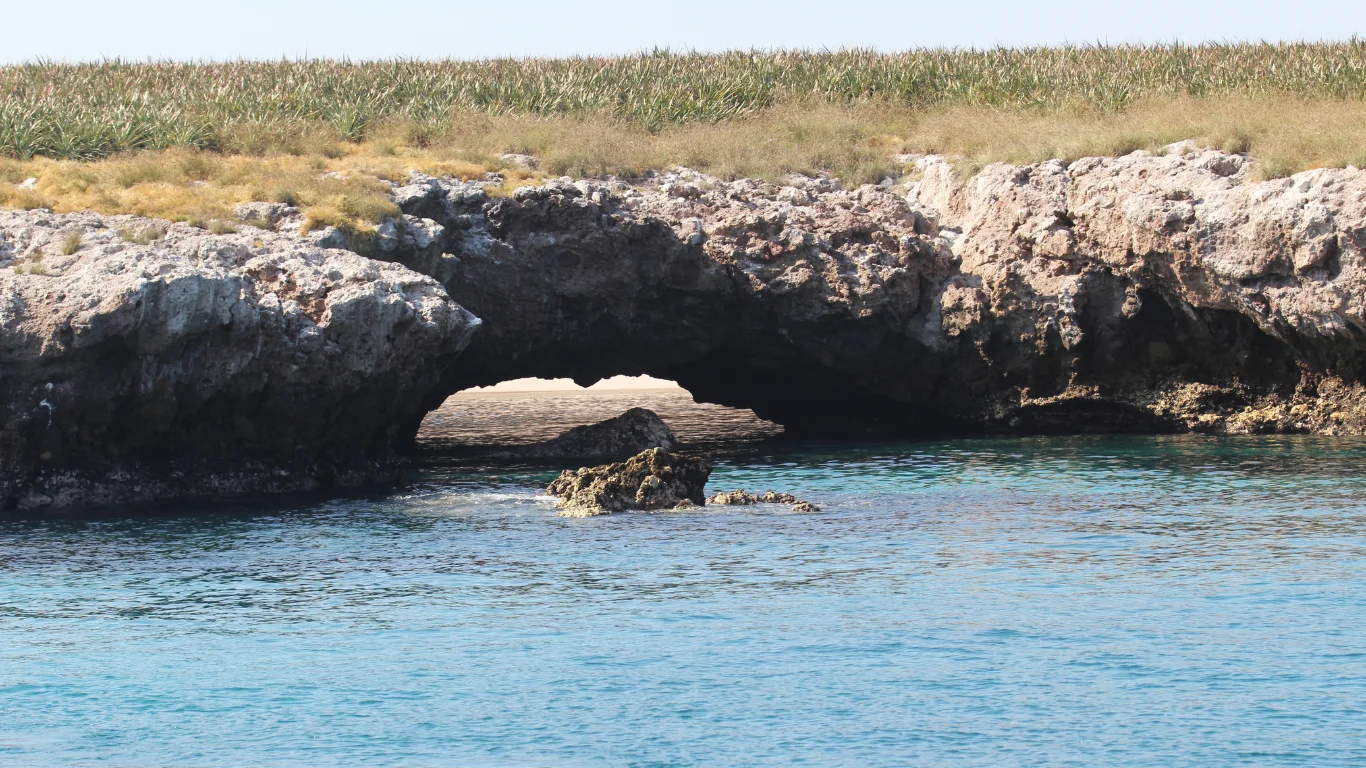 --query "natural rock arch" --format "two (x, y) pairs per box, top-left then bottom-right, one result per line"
(6, 148), (1366, 509)
(392, 154), (1360, 445)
